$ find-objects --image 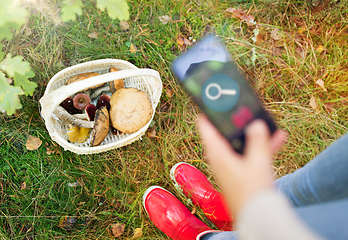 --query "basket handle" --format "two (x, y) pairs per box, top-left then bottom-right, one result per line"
(39, 68), (161, 125)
